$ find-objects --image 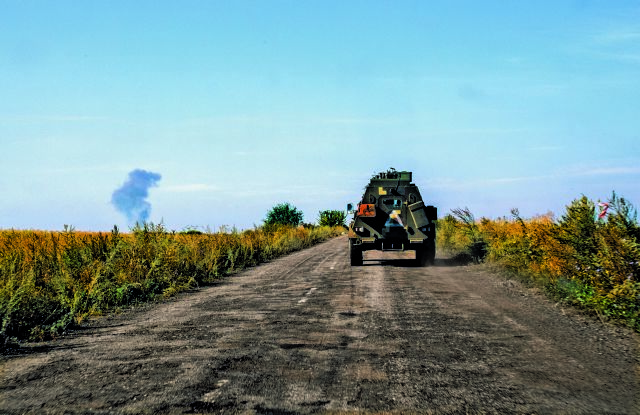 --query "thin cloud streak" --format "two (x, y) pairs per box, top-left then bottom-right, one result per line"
(161, 184), (219, 193)
(424, 127), (526, 136)
(527, 145), (564, 152)
(0, 115), (109, 123)
(423, 175), (553, 191)
(424, 164), (640, 191)
(572, 166), (640, 176)
(593, 29), (640, 44)
(590, 51), (640, 64)
(183, 115), (401, 128)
